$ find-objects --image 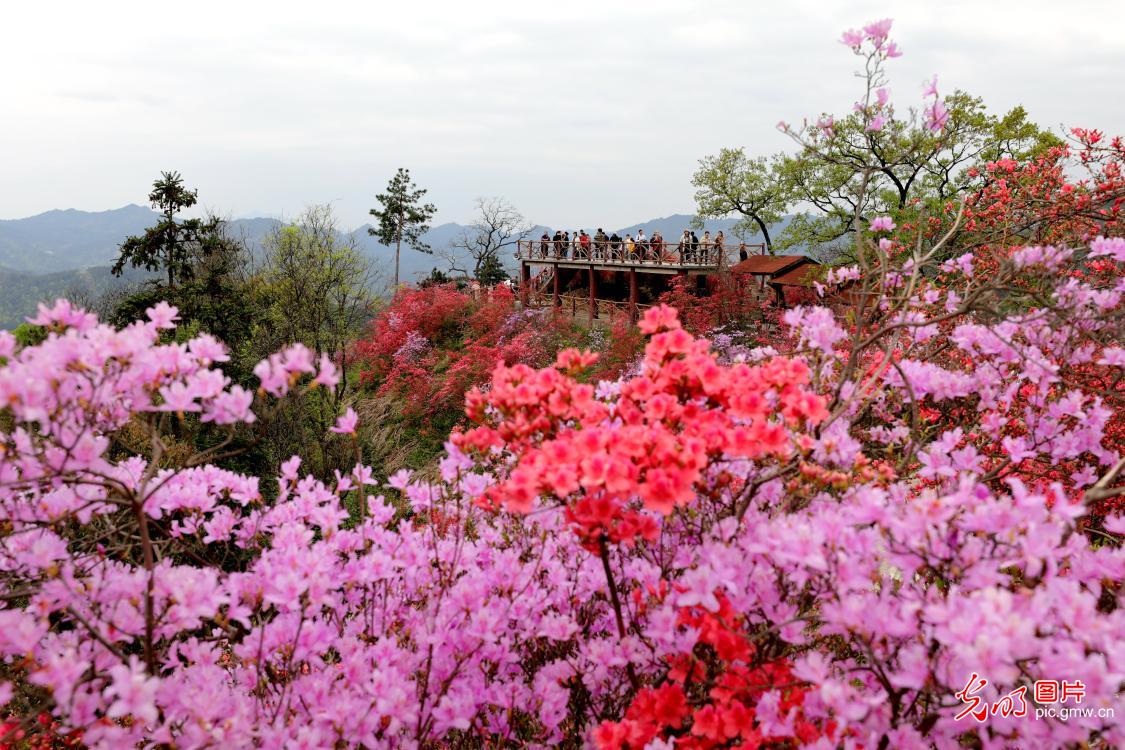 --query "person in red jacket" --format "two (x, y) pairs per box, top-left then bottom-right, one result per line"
(579, 230), (591, 259)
